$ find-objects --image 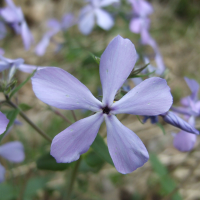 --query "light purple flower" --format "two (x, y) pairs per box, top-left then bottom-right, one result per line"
(35, 14), (75, 56)
(0, 55), (42, 75)
(79, 0), (119, 35)
(31, 35), (172, 174)
(172, 77), (200, 117)
(0, 0), (33, 50)
(173, 117), (197, 152)
(0, 141), (25, 182)
(129, 0), (153, 17)
(0, 112), (9, 135)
